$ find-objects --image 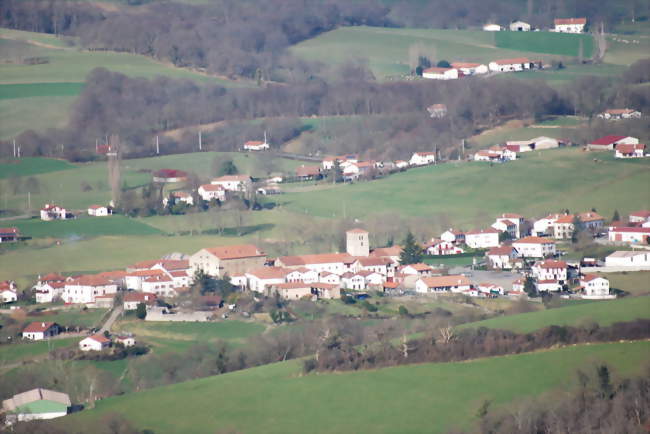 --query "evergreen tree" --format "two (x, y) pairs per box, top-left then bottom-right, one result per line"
(571, 216), (584, 244)
(218, 160), (238, 176)
(523, 276), (537, 297)
(135, 302), (147, 320)
(399, 231), (423, 265)
(612, 209), (620, 222)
